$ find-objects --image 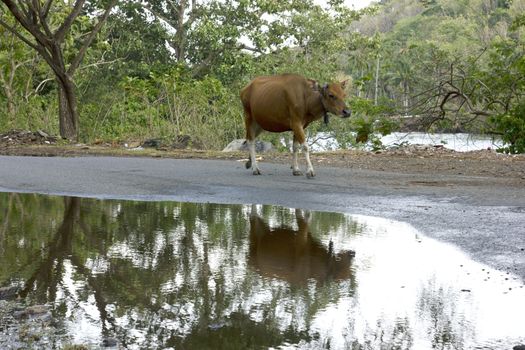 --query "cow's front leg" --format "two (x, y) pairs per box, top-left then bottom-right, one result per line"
(247, 139), (261, 175)
(292, 138), (303, 176)
(292, 127), (315, 178)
